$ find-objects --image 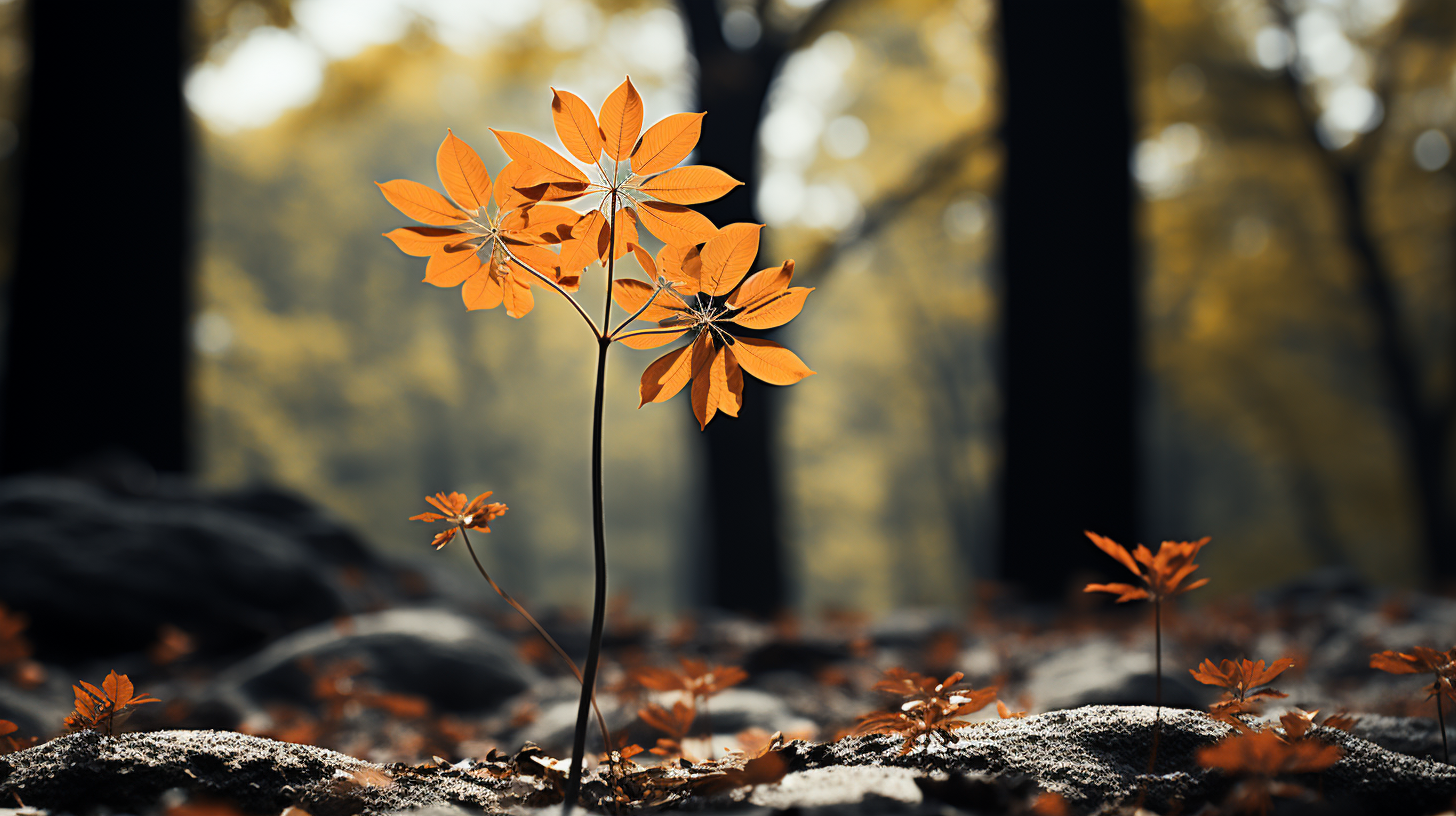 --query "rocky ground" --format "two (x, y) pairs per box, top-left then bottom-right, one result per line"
(0, 470), (1454, 814)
